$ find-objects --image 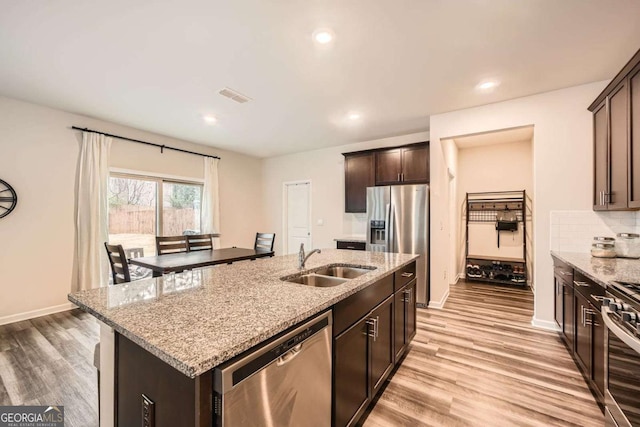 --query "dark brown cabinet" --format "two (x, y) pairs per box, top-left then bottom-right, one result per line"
(574, 291), (591, 372)
(334, 317), (369, 427)
(343, 142), (428, 213)
(375, 149), (402, 185)
(590, 48), (640, 211)
(333, 261), (416, 427)
(553, 257), (606, 411)
(375, 144), (429, 185)
(592, 309), (605, 397)
(394, 280), (417, 362)
(369, 296), (394, 395)
(344, 152), (374, 213)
